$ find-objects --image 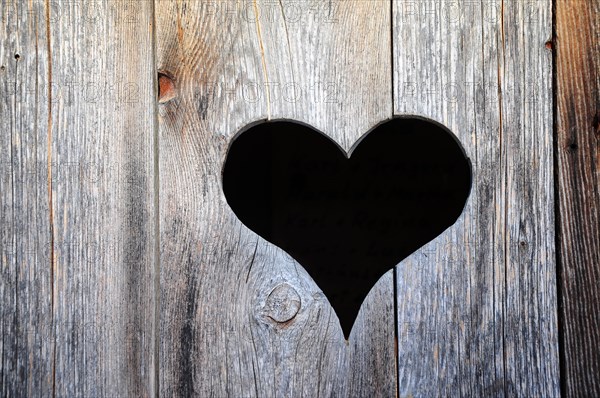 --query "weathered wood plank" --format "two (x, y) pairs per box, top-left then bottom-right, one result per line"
(2, 0), (580, 395)
(1, 1), (157, 396)
(1, 2), (53, 396)
(392, 0), (559, 396)
(556, 0), (600, 396)
(156, 0), (396, 396)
